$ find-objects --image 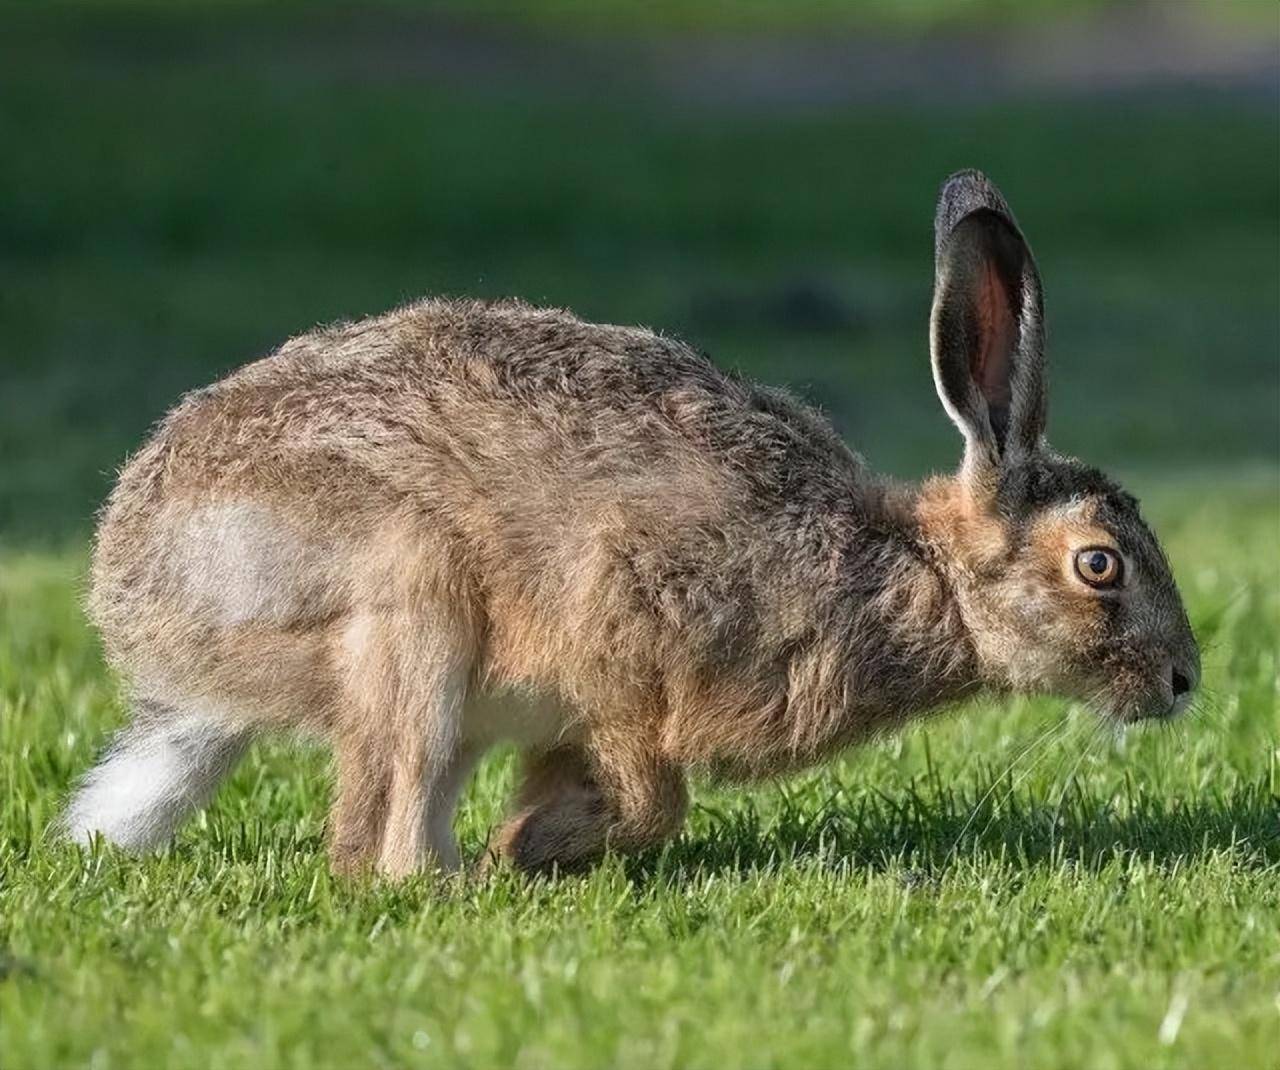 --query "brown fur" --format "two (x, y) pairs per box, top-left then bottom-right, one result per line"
(67, 171), (1198, 875)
